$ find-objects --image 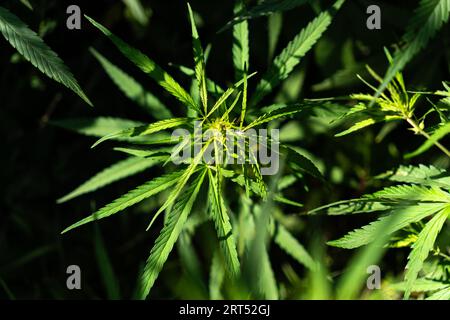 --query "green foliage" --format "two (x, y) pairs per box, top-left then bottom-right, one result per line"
(209, 251), (225, 299)
(382, 165), (450, 189)
(373, 0), (450, 102)
(52, 117), (143, 138)
(314, 168), (450, 298)
(251, 0), (345, 105)
(404, 207), (450, 299)
(232, 0), (249, 81)
(427, 286), (450, 300)
(139, 170), (206, 298)
(57, 156), (166, 203)
(273, 223), (315, 270)
(93, 225), (121, 299)
(207, 169), (241, 277)
(245, 103), (311, 129)
(0, 6), (91, 105)
(187, 3), (208, 113)
(47, 1), (450, 301)
(91, 117), (192, 147)
(62, 170), (185, 234)
(90, 48), (172, 120)
(86, 15), (200, 114)
(56, 3), (332, 298)
(220, 0), (311, 32)
(406, 122), (450, 158)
